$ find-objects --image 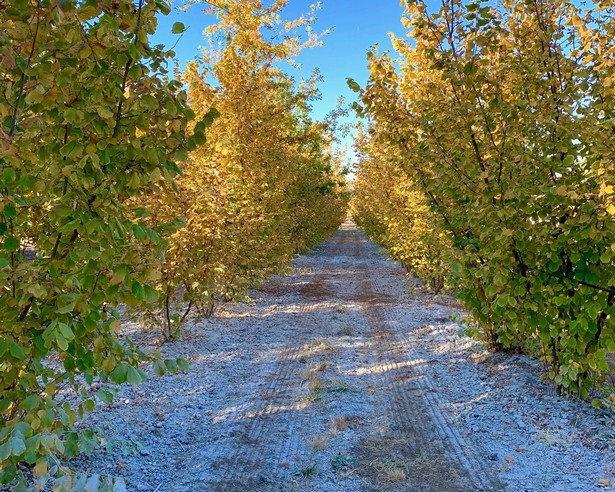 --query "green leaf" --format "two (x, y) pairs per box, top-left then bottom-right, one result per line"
(2, 168), (16, 183)
(64, 108), (79, 124)
(177, 358), (190, 371)
(3, 203), (16, 219)
(0, 399), (11, 413)
(586, 303), (601, 319)
(142, 285), (158, 303)
(64, 356), (76, 372)
(141, 95), (158, 111)
(55, 332), (68, 351)
(188, 131), (207, 148)
(202, 107), (220, 127)
(547, 261), (559, 273)
(132, 224), (147, 240)
(131, 281), (145, 300)
(22, 395), (39, 411)
(346, 78), (361, 92)
(60, 141), (84, 158)
(153, 359), (166, 377)
(165, 359), (178, 373)
(96, 106), (114, 120)
(155, 0), (171, 15)
(8, 436), (26, 456)
(110, 265), (130, 285)
(126, 366), (142, 385)
(0, 465), (16, 485)
(462, 61), (477, 76)
(110, 364), (128, 384)
(56, 303), (75, 314)
(0, 442), (11, 461)
(95, 390), (114, 404)
(172, 22), (185, 34)
(8, 341), (24, 359)
(84, 399), (95, 413)
(58, 322), (74, 341)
